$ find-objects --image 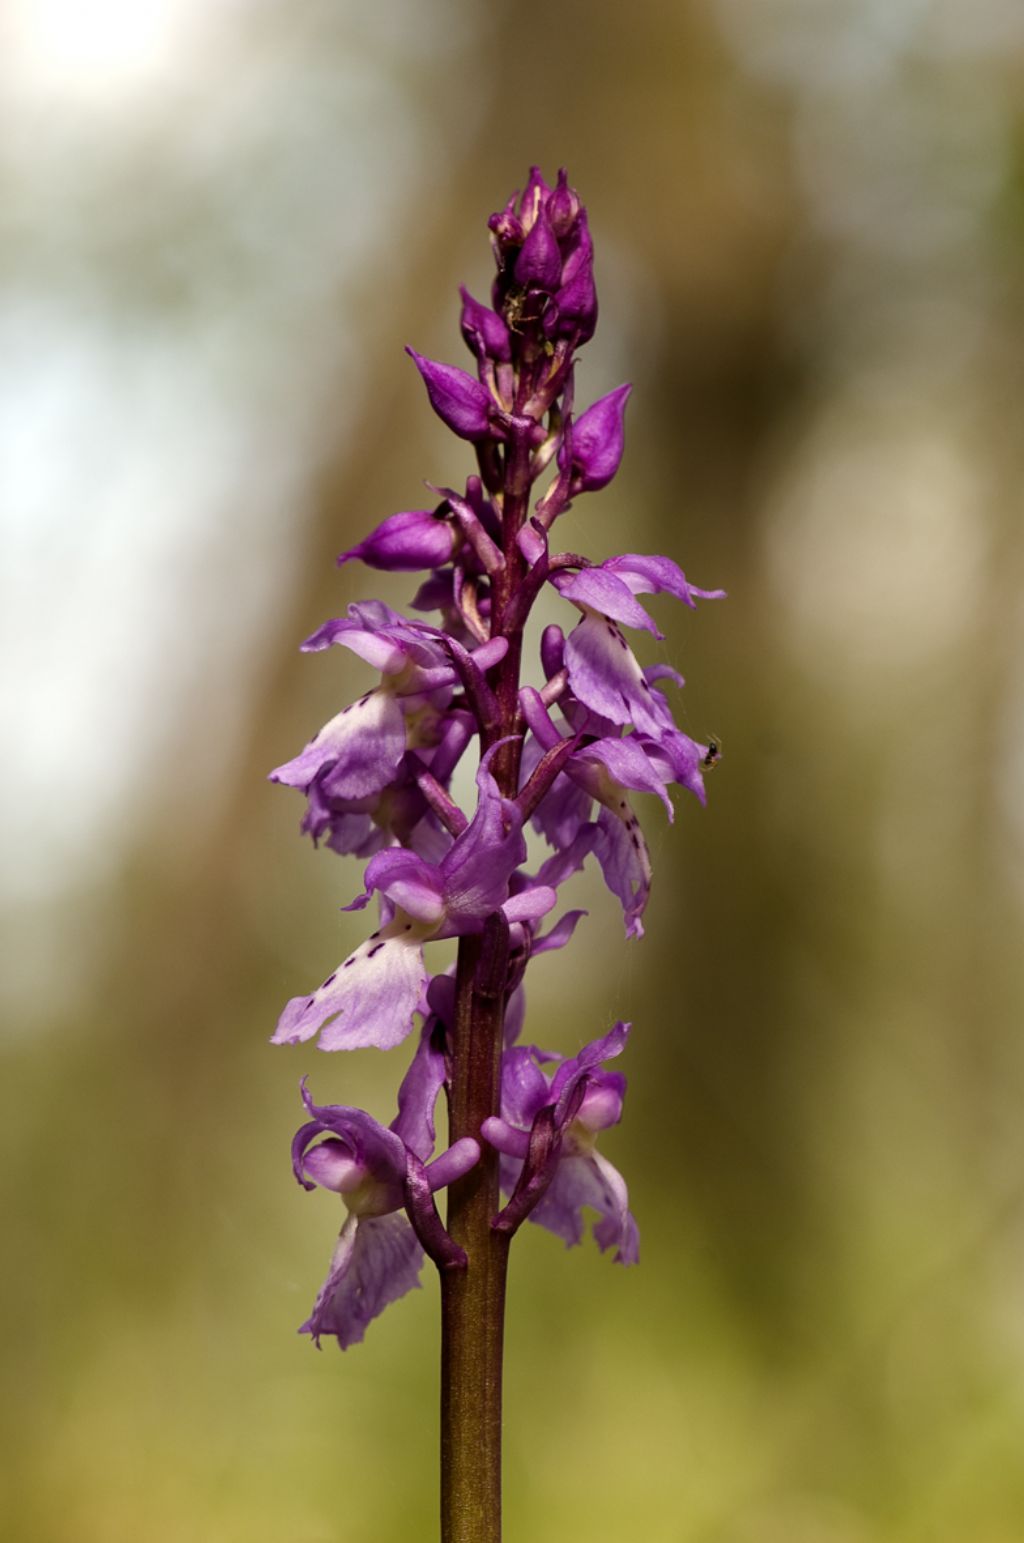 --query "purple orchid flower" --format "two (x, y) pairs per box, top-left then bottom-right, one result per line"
(299, 710), (474, 863)
(548, 556), (724, 736)
(270, 604), (505, 804)
(519, 687), (711, 938)
(272, 751), (557, 1053)
(483, 1022), (638, 1263)
(294, 1034), (479, 1348)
